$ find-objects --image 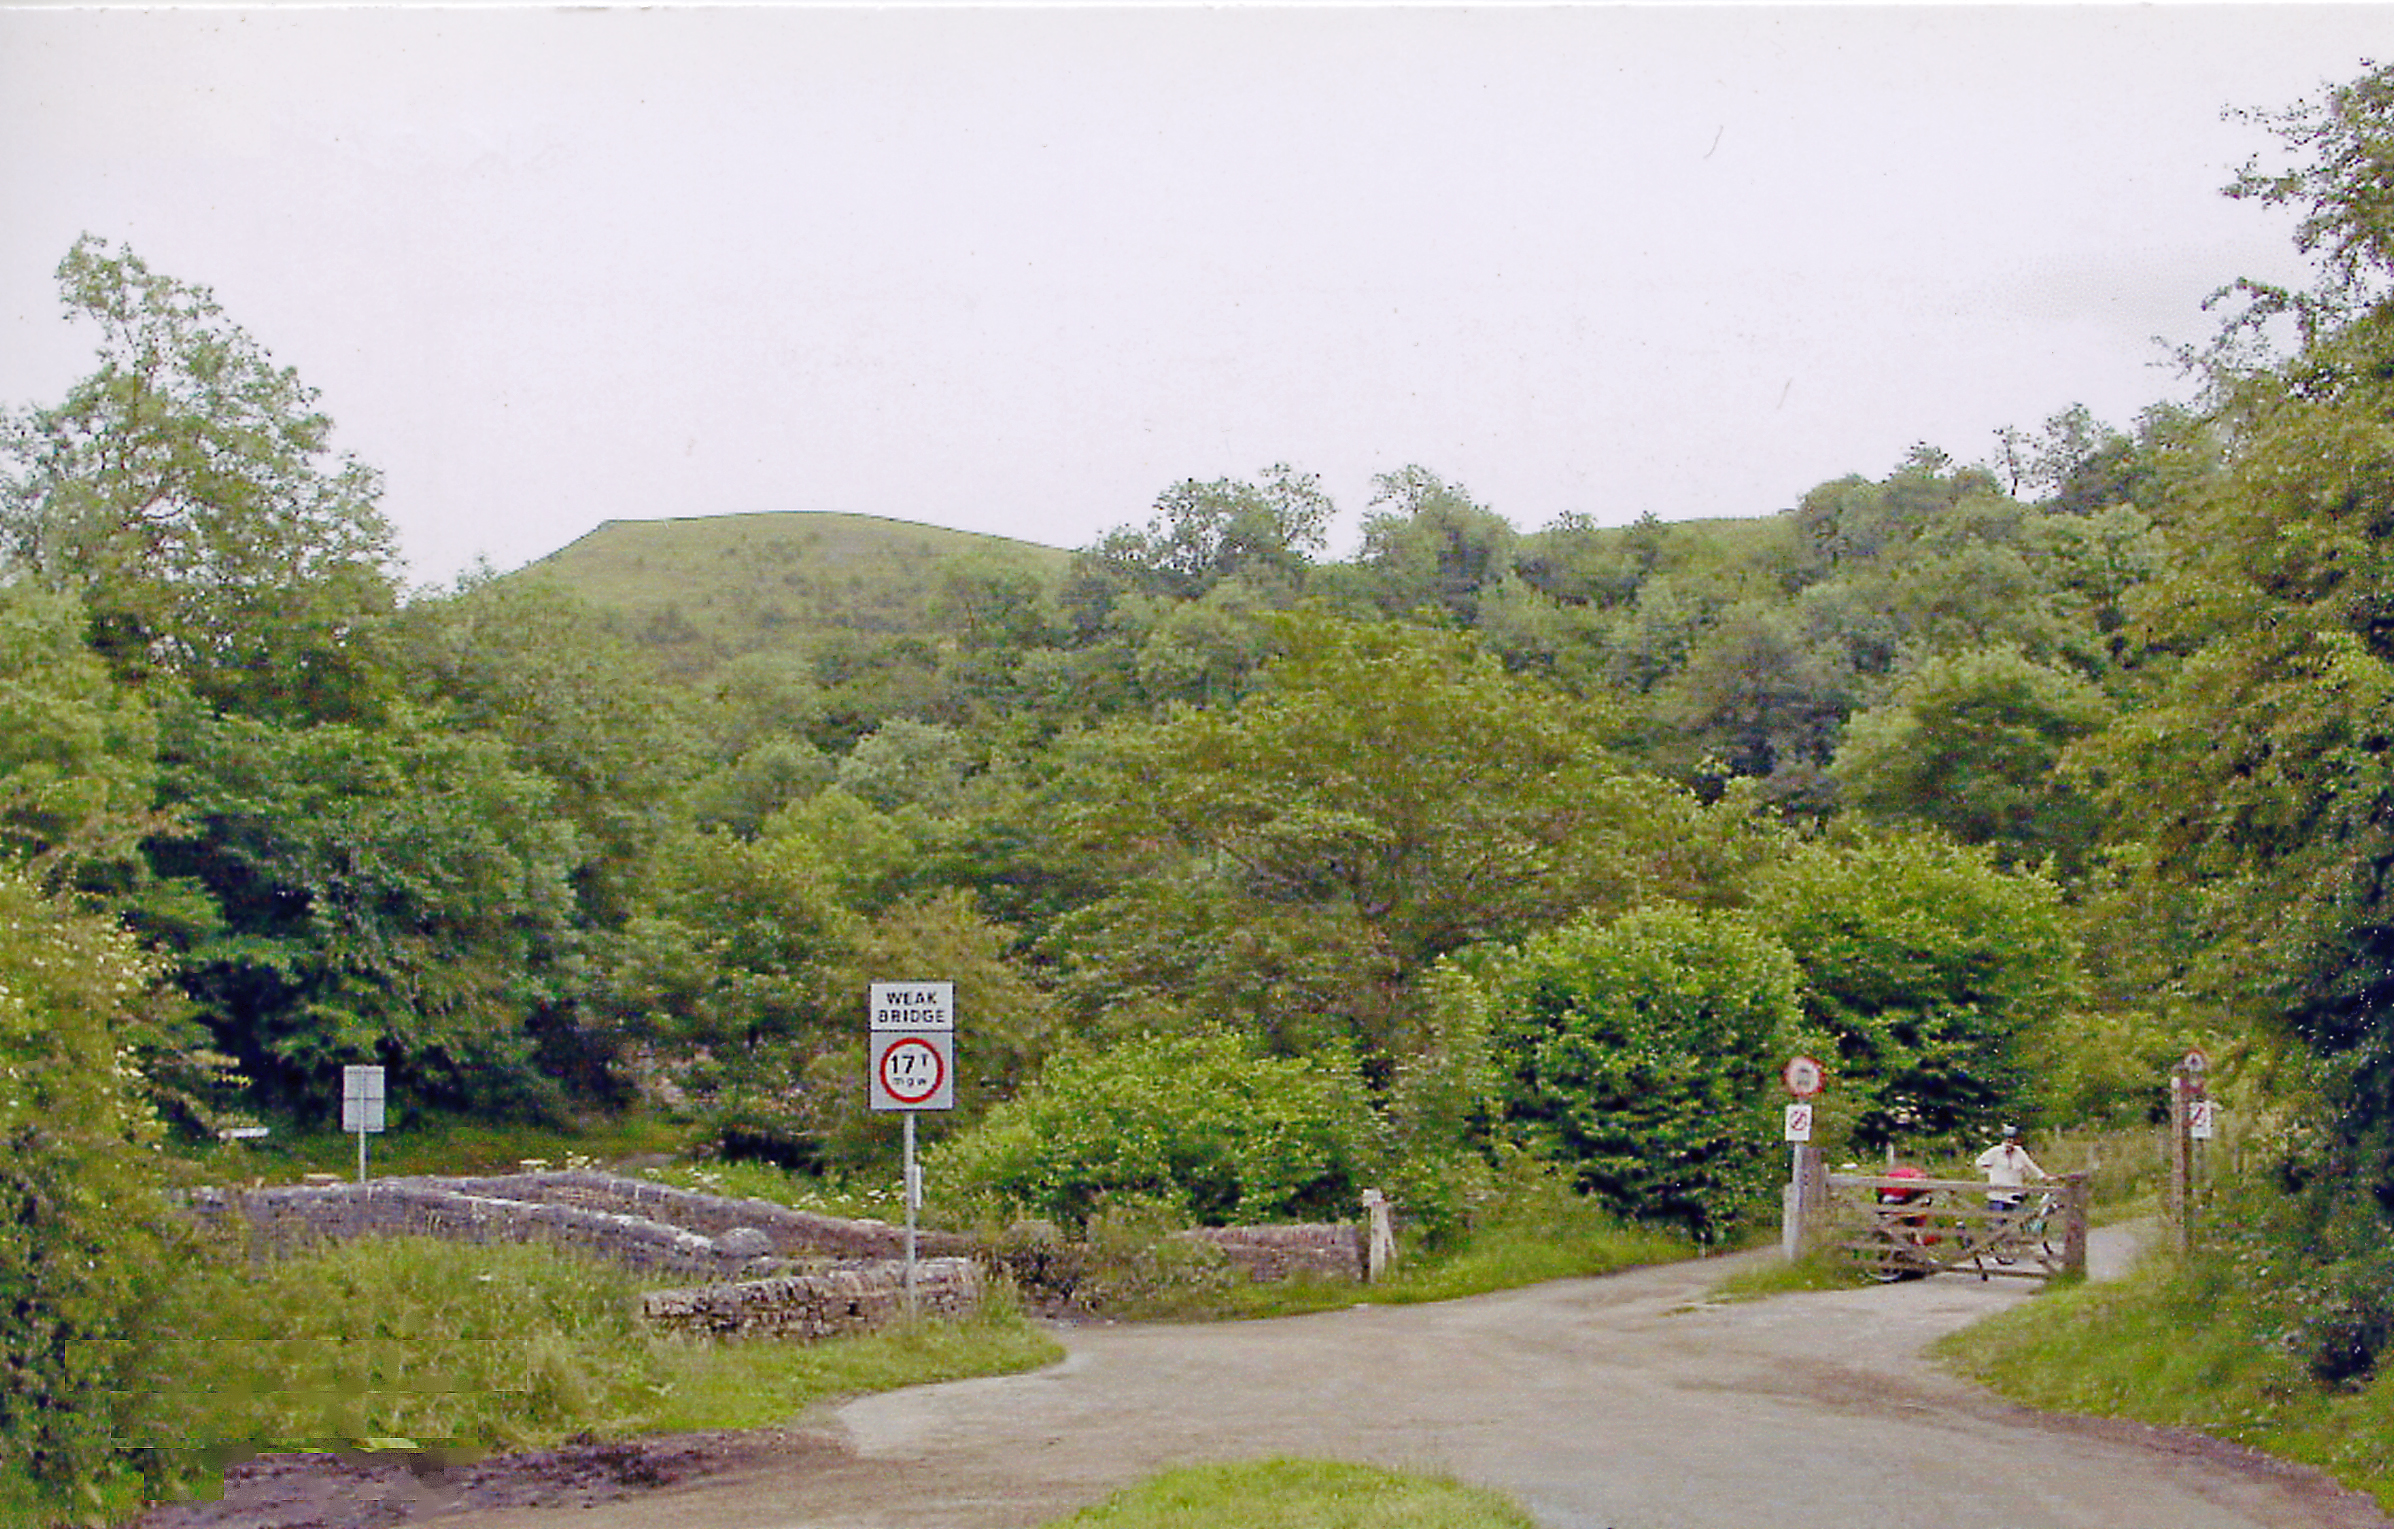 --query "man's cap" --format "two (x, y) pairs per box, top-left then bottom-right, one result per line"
(2001, 1124), (2020, 1138)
